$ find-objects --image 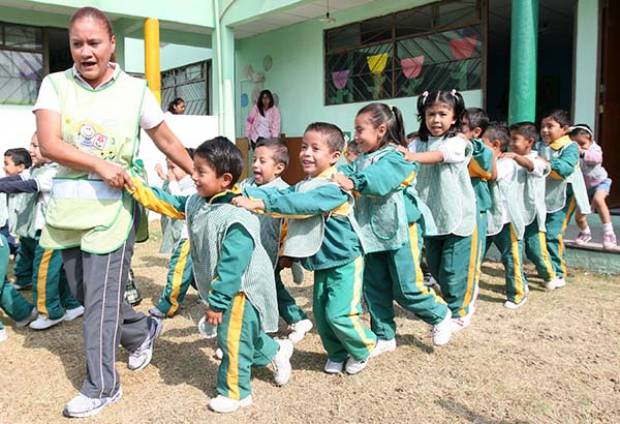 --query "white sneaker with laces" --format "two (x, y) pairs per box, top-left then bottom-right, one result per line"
(29, 315), (63, 330)
(545, 277), (566, 290)
(504, 297), (528, 309)
(208, 395), (252, 413)
(128, 317), (163, 371)
(370, 338), (396, 358)
(324, 359), (344, 374)
(288, 319), (313, 343)
(603, 232), (617, 250)
(15, 307), (38, 328)
(0, 328), (7, 343)
(432, 309), (453, 346)
(345, 356), (368, 375)
(63, 305), (84, 322)
(574, 231), (592, 245)
(272, 339), (293, 386)
(63, 388), (122, 418)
